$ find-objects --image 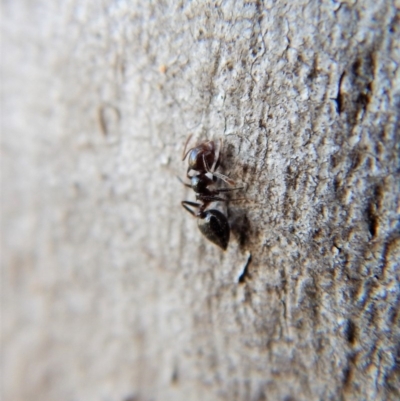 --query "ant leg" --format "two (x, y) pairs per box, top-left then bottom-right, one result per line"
(186, 166), (194, 179)
(196, 195), (227, 203)
(177, 176), (192, 188)
(182, 134), (194, 161)
(203, 154), (236, 186)
(181, 200), (201, 216)
(216, 186), (245, 193)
